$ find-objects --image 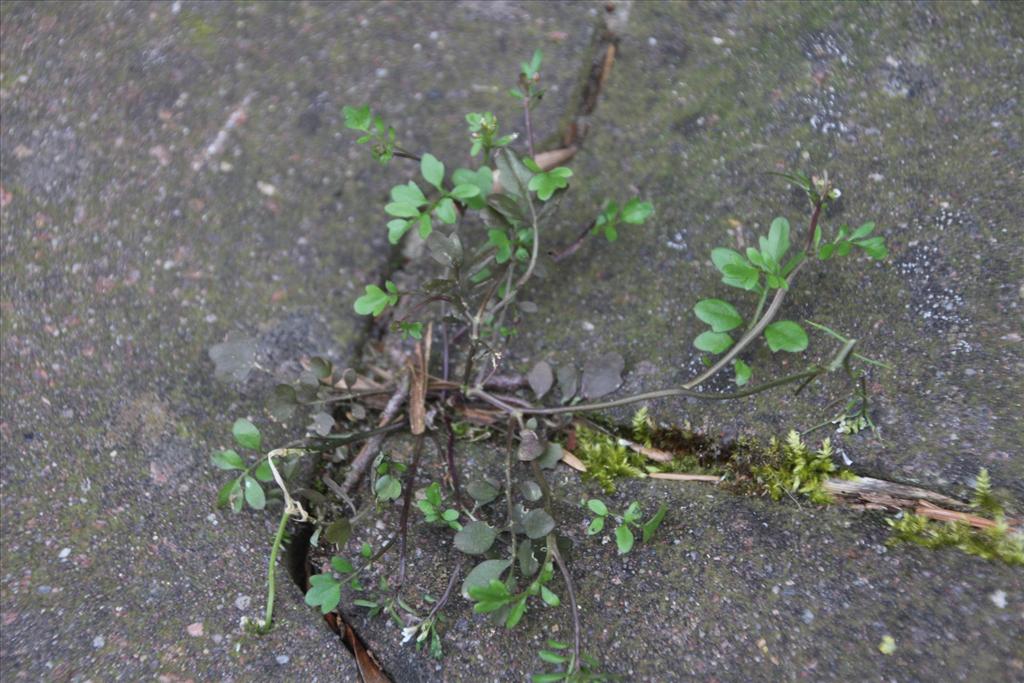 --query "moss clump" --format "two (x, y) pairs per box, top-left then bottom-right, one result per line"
(751, 430), (855, 505)
(886, 468), (1024, 566)
(573, 422), (646, 494)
